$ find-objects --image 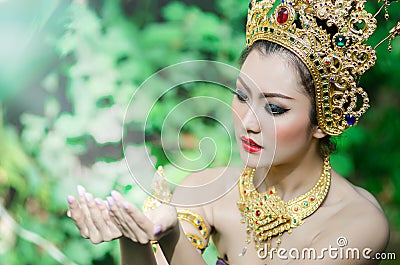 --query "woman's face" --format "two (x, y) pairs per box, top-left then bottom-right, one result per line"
(232, 50), (321, 168)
